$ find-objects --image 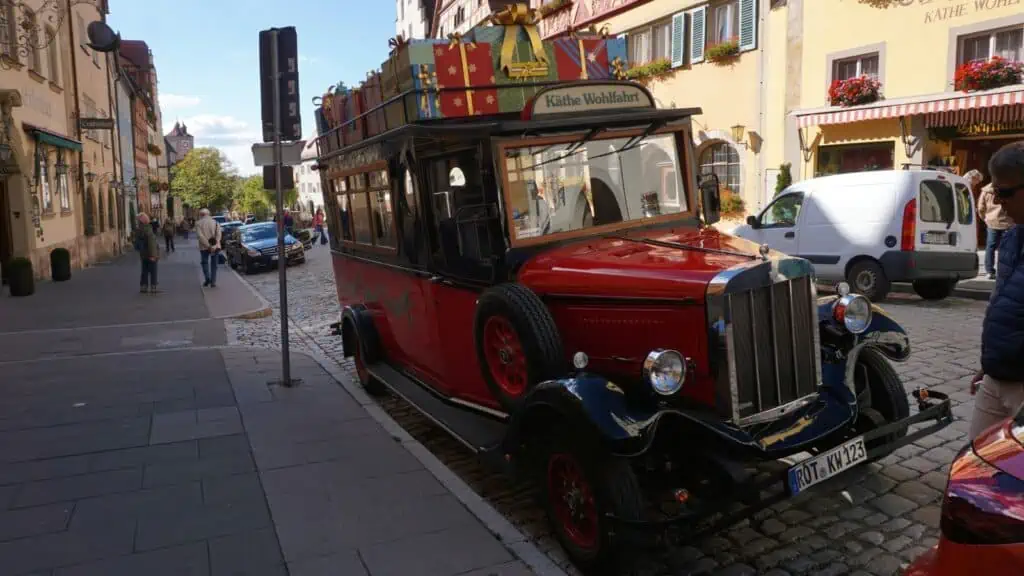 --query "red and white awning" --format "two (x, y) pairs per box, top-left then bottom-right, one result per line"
(795, 87), (1024, 128)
